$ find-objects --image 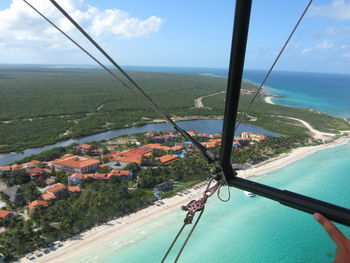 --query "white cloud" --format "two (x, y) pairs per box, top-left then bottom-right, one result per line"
(310, 0), (350, 20)
(325, 26), (350, 36)
(301, 47), (314, 54)
(300, 40), (334, 55)
(316, 40), (334, 49)
(341, 44), (350, 49)
(0, 0), (163, 49)
(342, 52), (350, 58)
